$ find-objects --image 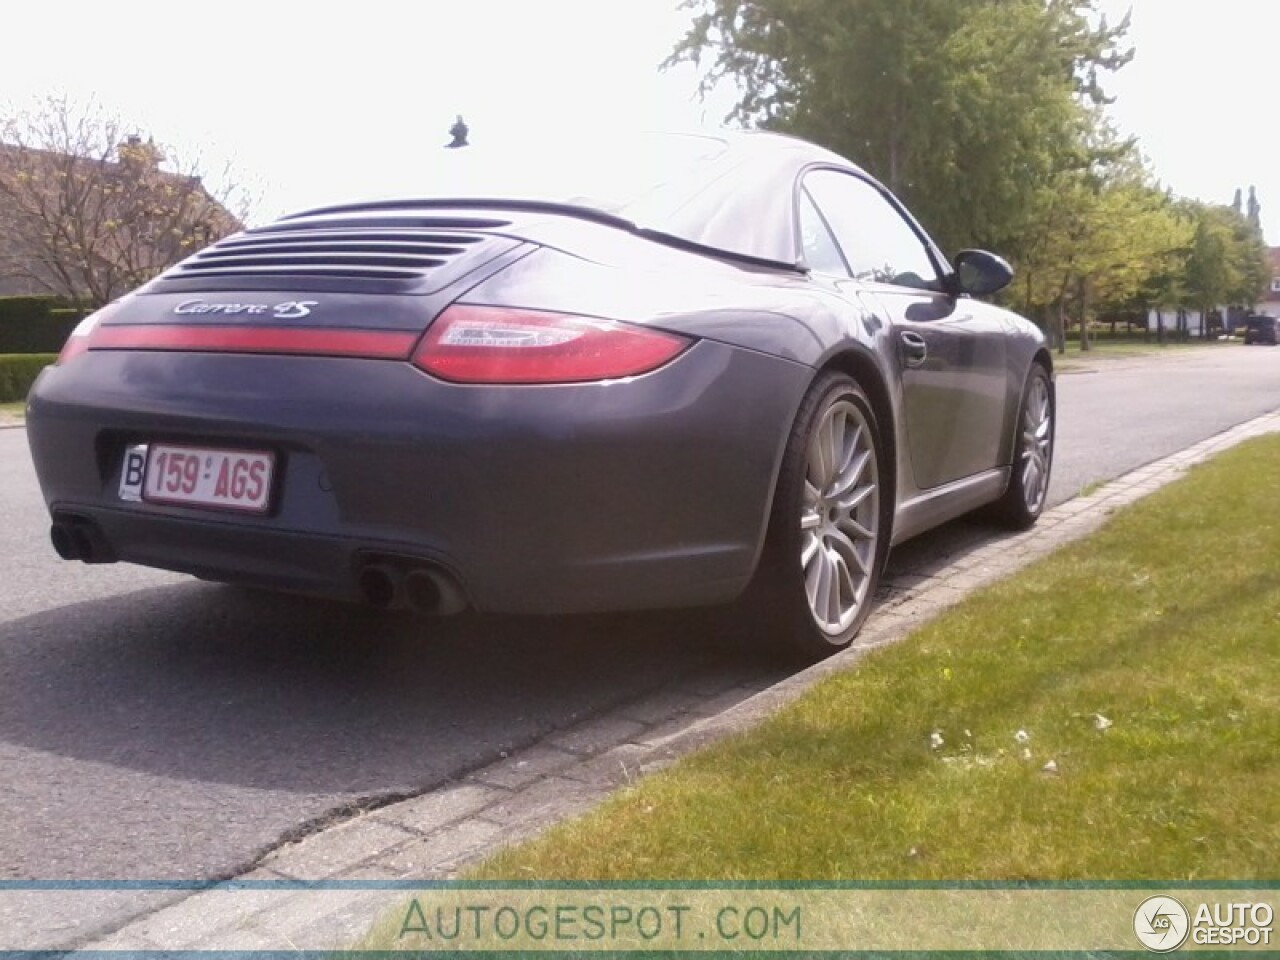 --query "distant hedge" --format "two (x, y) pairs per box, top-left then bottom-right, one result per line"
(0, 353), (56, 403)
(0, 296), (84, 353)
